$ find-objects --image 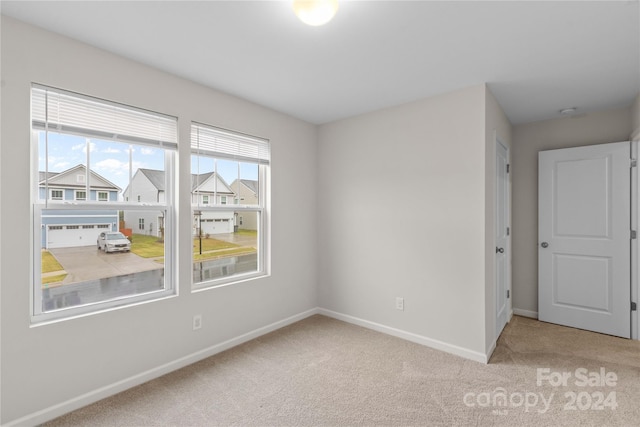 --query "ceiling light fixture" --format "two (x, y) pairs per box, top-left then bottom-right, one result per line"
(559, 107), (577, 115)
(293, 0), (339, 26)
